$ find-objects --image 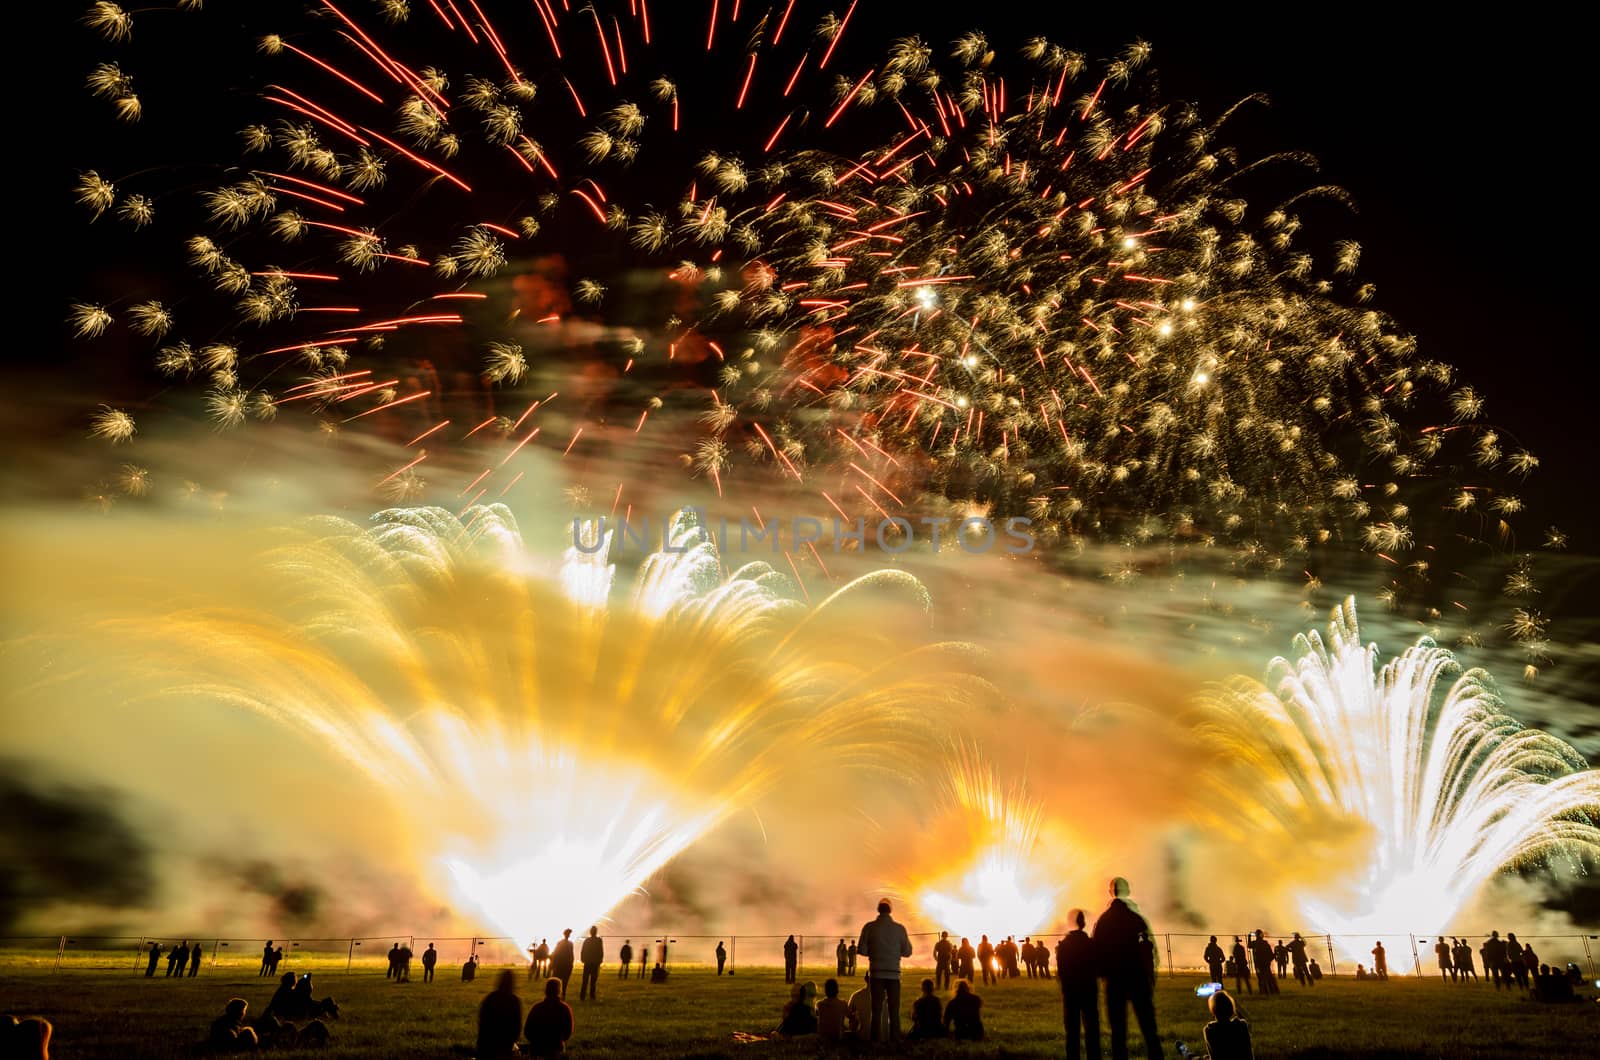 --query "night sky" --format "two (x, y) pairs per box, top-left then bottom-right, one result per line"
(34, 4), (1590, 544)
